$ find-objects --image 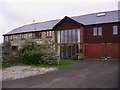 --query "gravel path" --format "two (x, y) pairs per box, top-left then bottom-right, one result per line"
(2, 66), (58, 81)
